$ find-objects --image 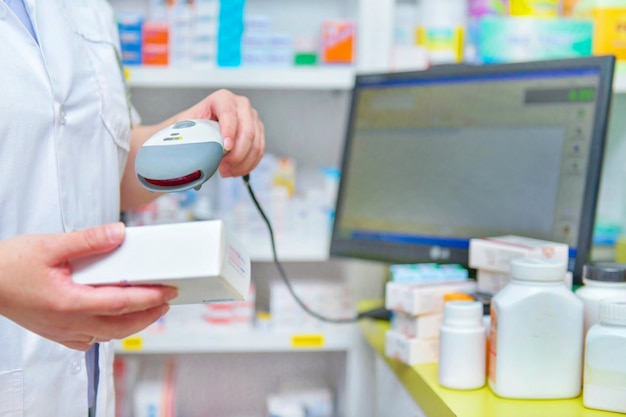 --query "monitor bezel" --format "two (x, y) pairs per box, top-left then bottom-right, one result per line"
(330, 56), (615, 286)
